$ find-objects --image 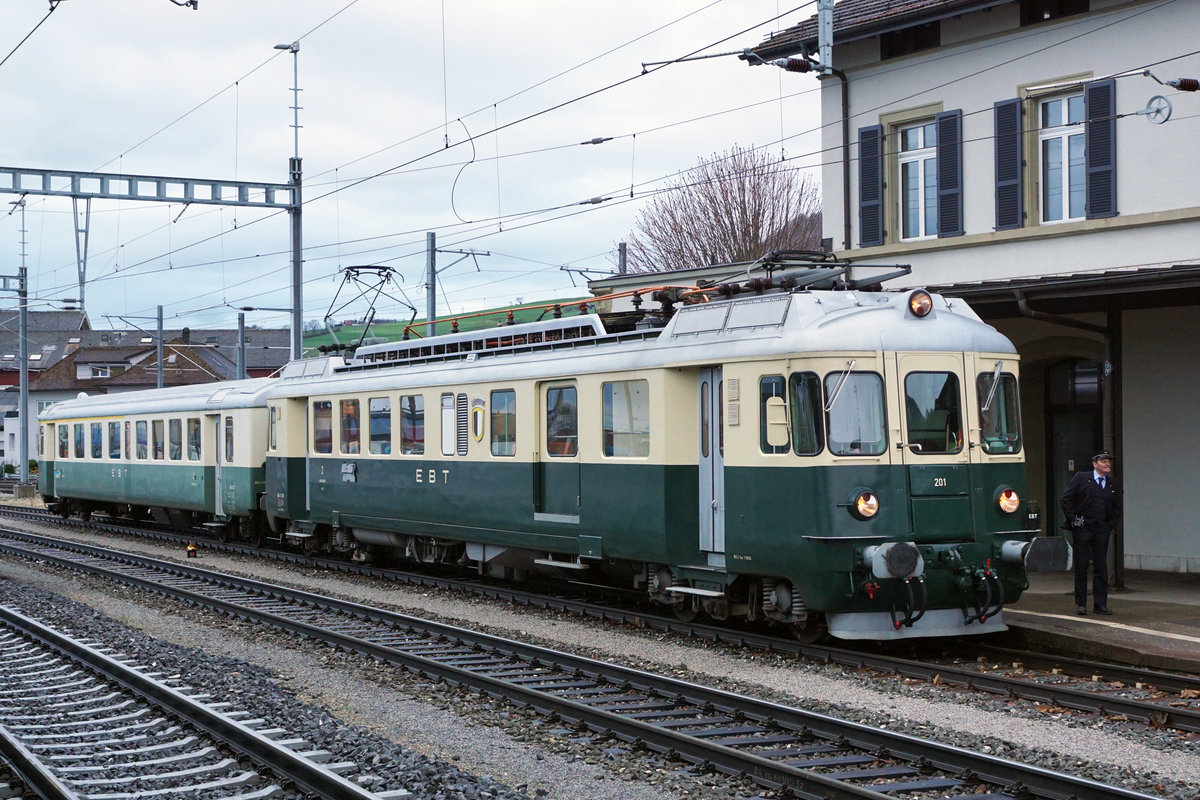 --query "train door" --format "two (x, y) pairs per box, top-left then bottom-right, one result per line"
(895, 353), (972, 542)
(698, 368), (725, 562)
(535, 381), (580, 522)
(207, 413), (224, 517)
